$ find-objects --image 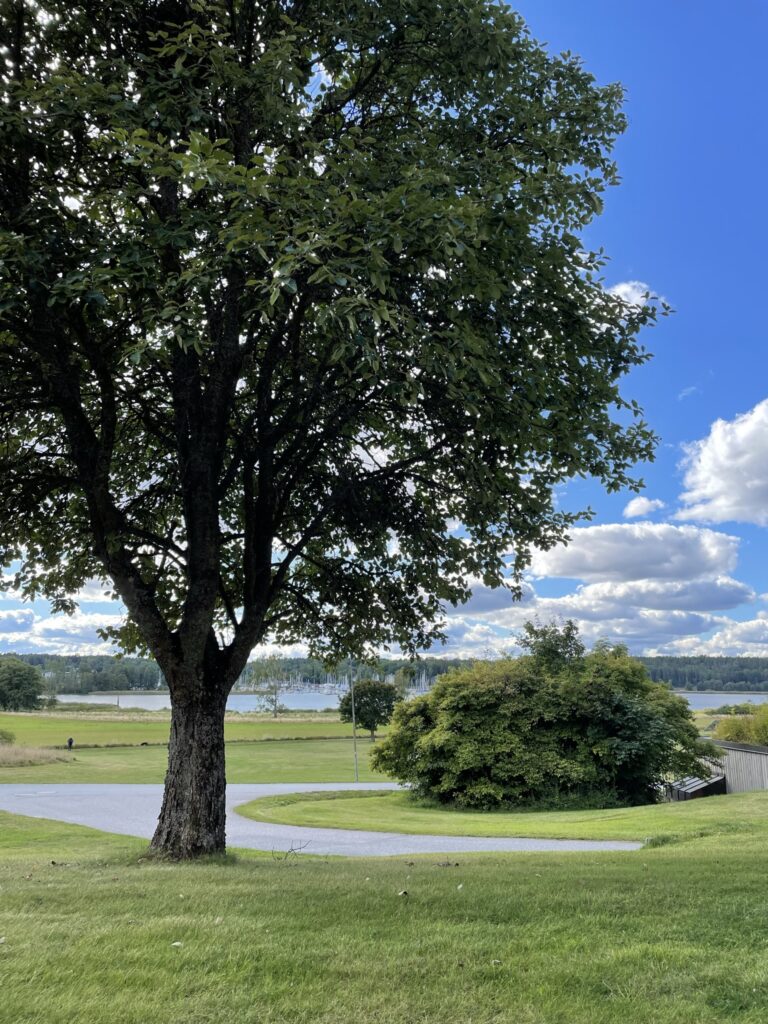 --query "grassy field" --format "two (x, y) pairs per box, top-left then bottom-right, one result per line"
(237, 787), (768, 843)
(3, 807), (768, 1023)
(0, 736), (384, 783)
(0, 711), (356, 748)
(0, 708), (719, 750)
(693, 710), (721, 735)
